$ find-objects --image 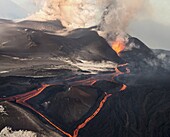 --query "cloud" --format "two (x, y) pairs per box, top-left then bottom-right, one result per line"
(29, 0), (151, 32)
